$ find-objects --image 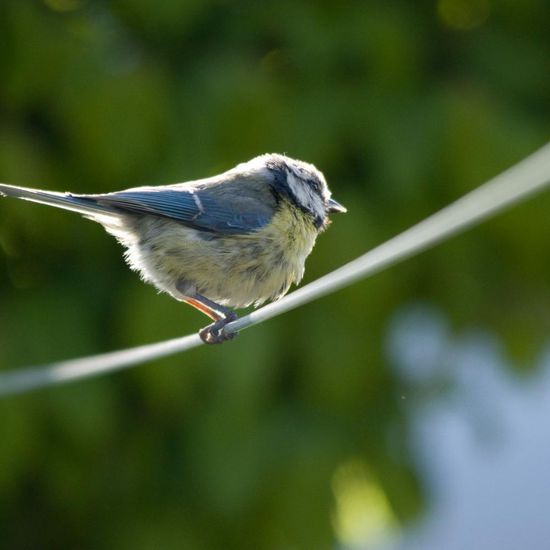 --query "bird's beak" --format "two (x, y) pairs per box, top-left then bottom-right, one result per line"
(326, 197), (347, 214)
